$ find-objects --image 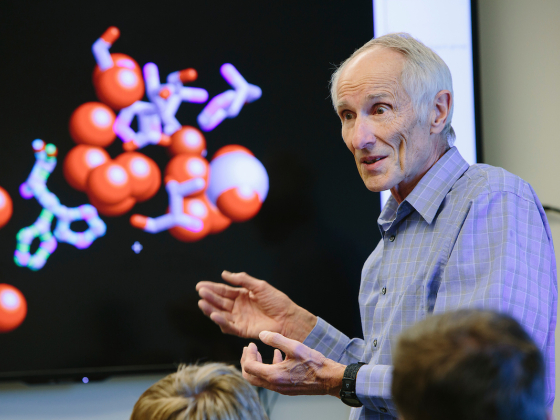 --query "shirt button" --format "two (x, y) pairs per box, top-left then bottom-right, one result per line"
(389, 235), (395, 242)
(373, 339), (378, 347)
(381, 287), (387, 295)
